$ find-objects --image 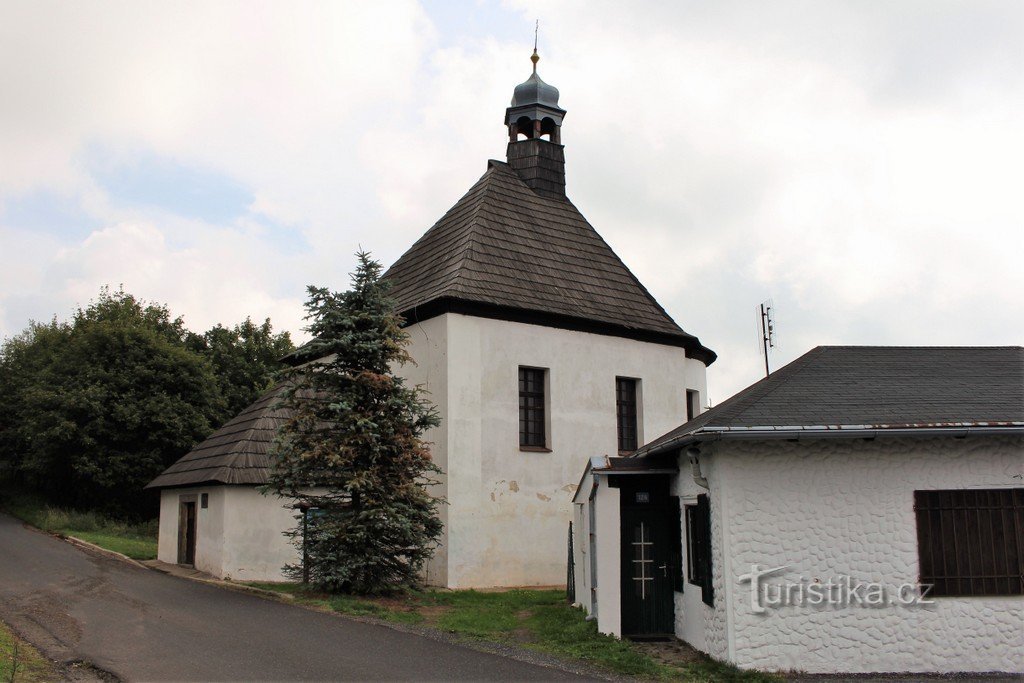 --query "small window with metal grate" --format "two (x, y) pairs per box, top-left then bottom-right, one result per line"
(914, 488), (1023, 597)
